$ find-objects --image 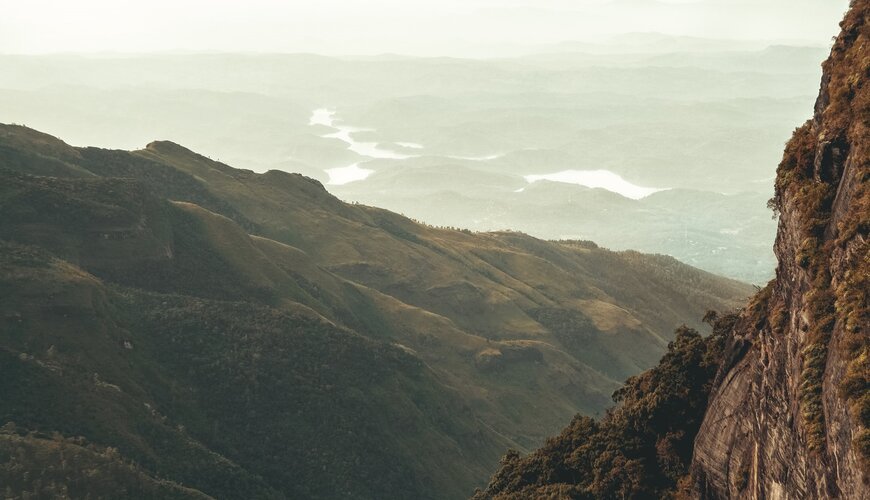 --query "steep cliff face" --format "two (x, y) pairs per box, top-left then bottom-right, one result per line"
(472, 3), (868, 499)
(691, 1), (870, 498)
